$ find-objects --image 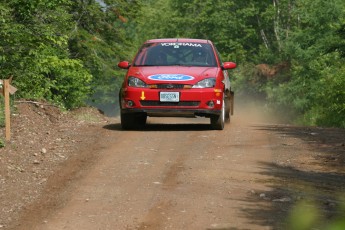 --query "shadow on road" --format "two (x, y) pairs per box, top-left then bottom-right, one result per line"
(103, 122), (213, 132)
(256, 125), (345, 171)
(241, 125), (345, 229)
